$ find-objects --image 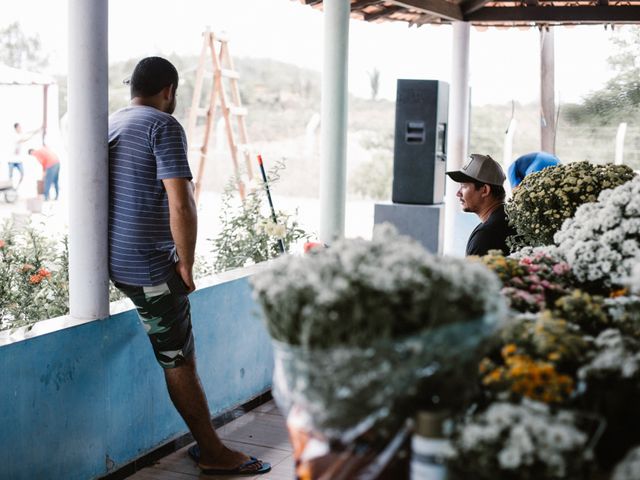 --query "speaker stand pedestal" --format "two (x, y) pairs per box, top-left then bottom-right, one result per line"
(374, 202), (445, 255)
